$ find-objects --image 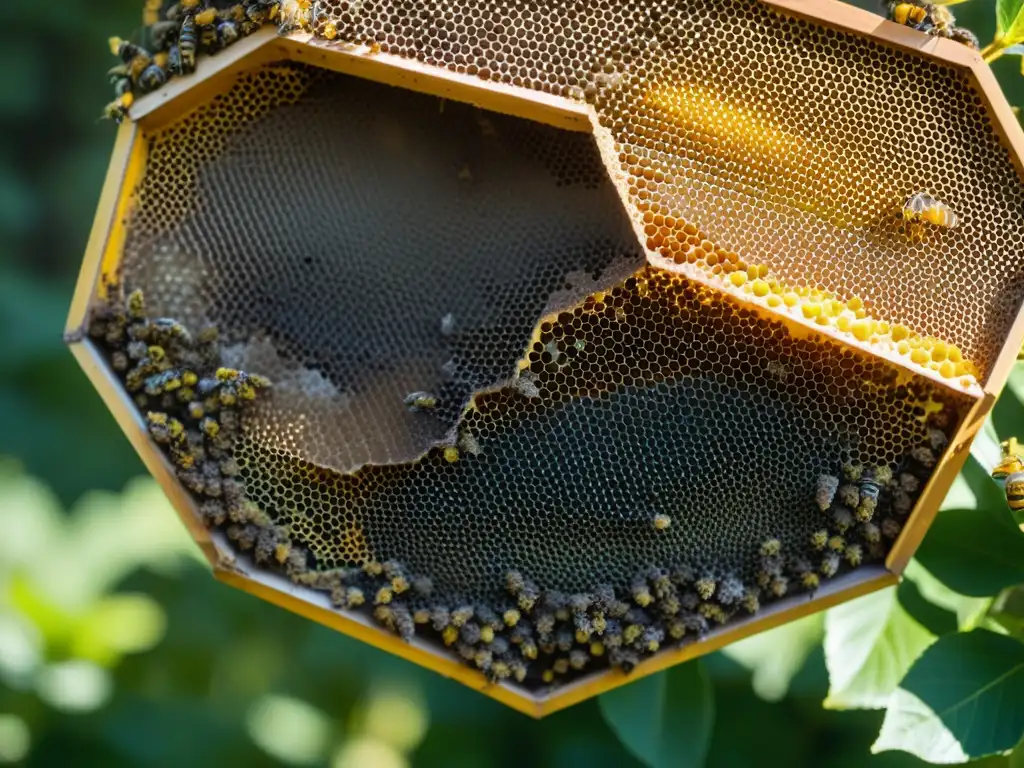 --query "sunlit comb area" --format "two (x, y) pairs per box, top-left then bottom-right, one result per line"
(312, 0), (1024, 391)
